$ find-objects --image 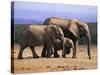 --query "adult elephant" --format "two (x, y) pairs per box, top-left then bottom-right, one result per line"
(41, 37), (73, 57)
(43, 17), (91, 59)
(18, 25), (65, 59)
